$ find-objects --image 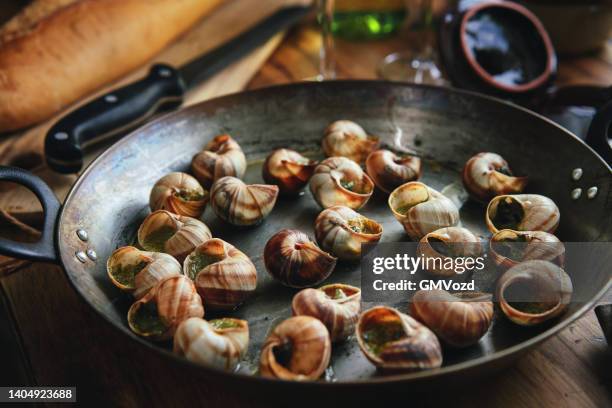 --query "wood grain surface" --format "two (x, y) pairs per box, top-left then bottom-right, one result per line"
(0, 7), (611, 408)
